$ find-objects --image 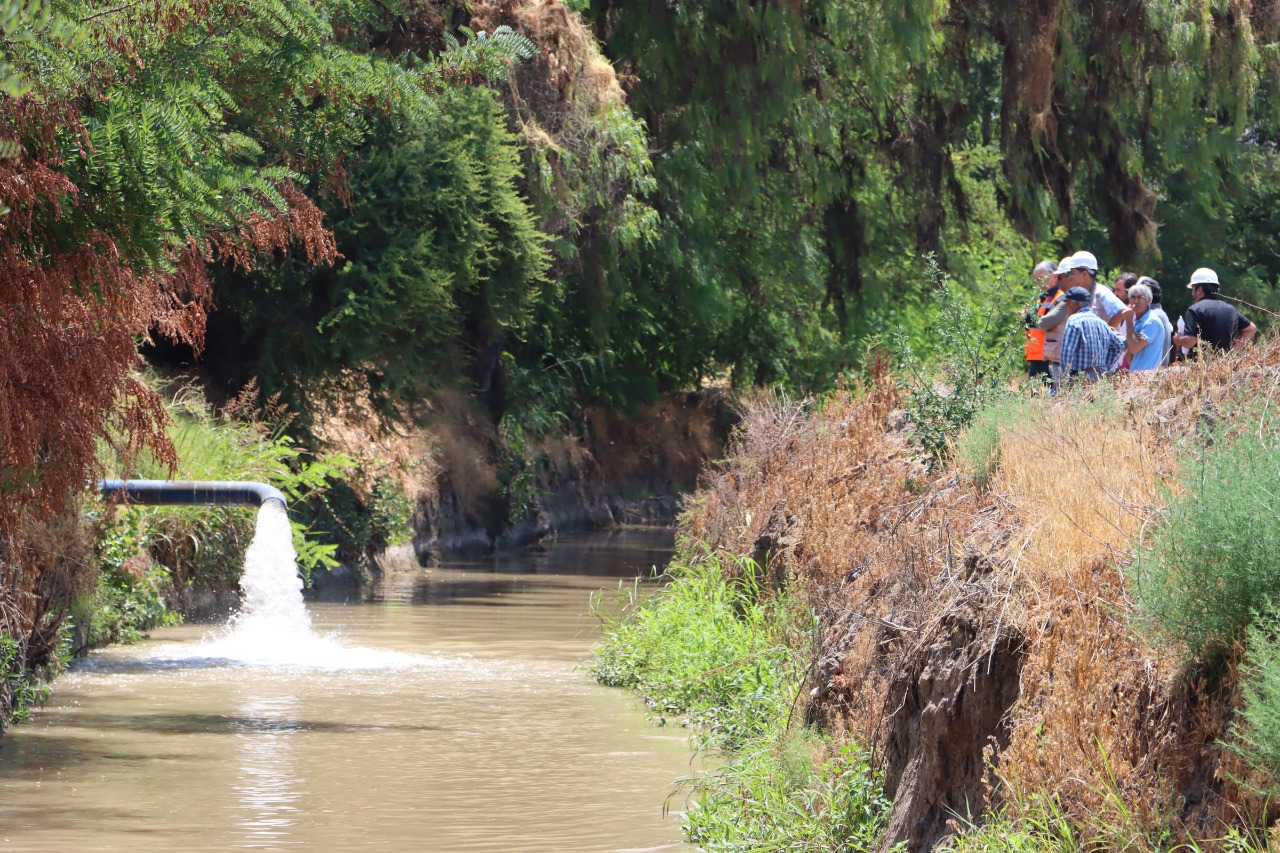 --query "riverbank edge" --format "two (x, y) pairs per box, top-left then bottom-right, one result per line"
(303, 390), (733, 593)
(647, 359), (1280, 851)
(307, 491), (683, 596)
